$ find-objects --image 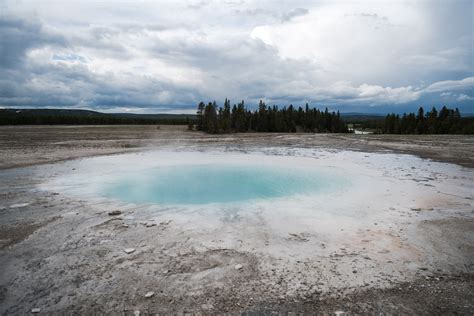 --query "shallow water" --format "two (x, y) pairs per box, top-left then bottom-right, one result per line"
(101, 164), (348, 205)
